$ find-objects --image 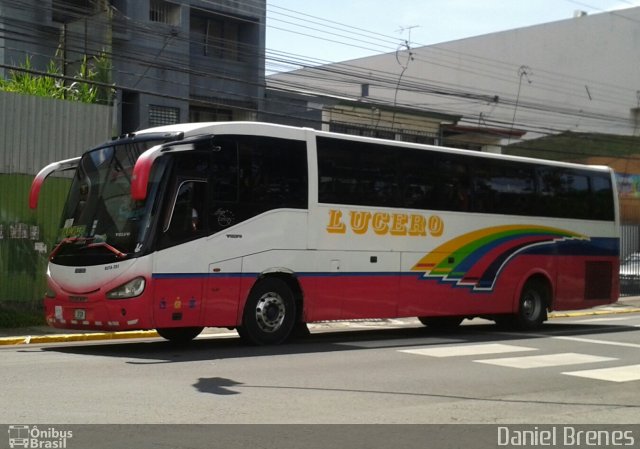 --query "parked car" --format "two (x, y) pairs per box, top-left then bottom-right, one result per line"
(620, 253), (640, 296)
